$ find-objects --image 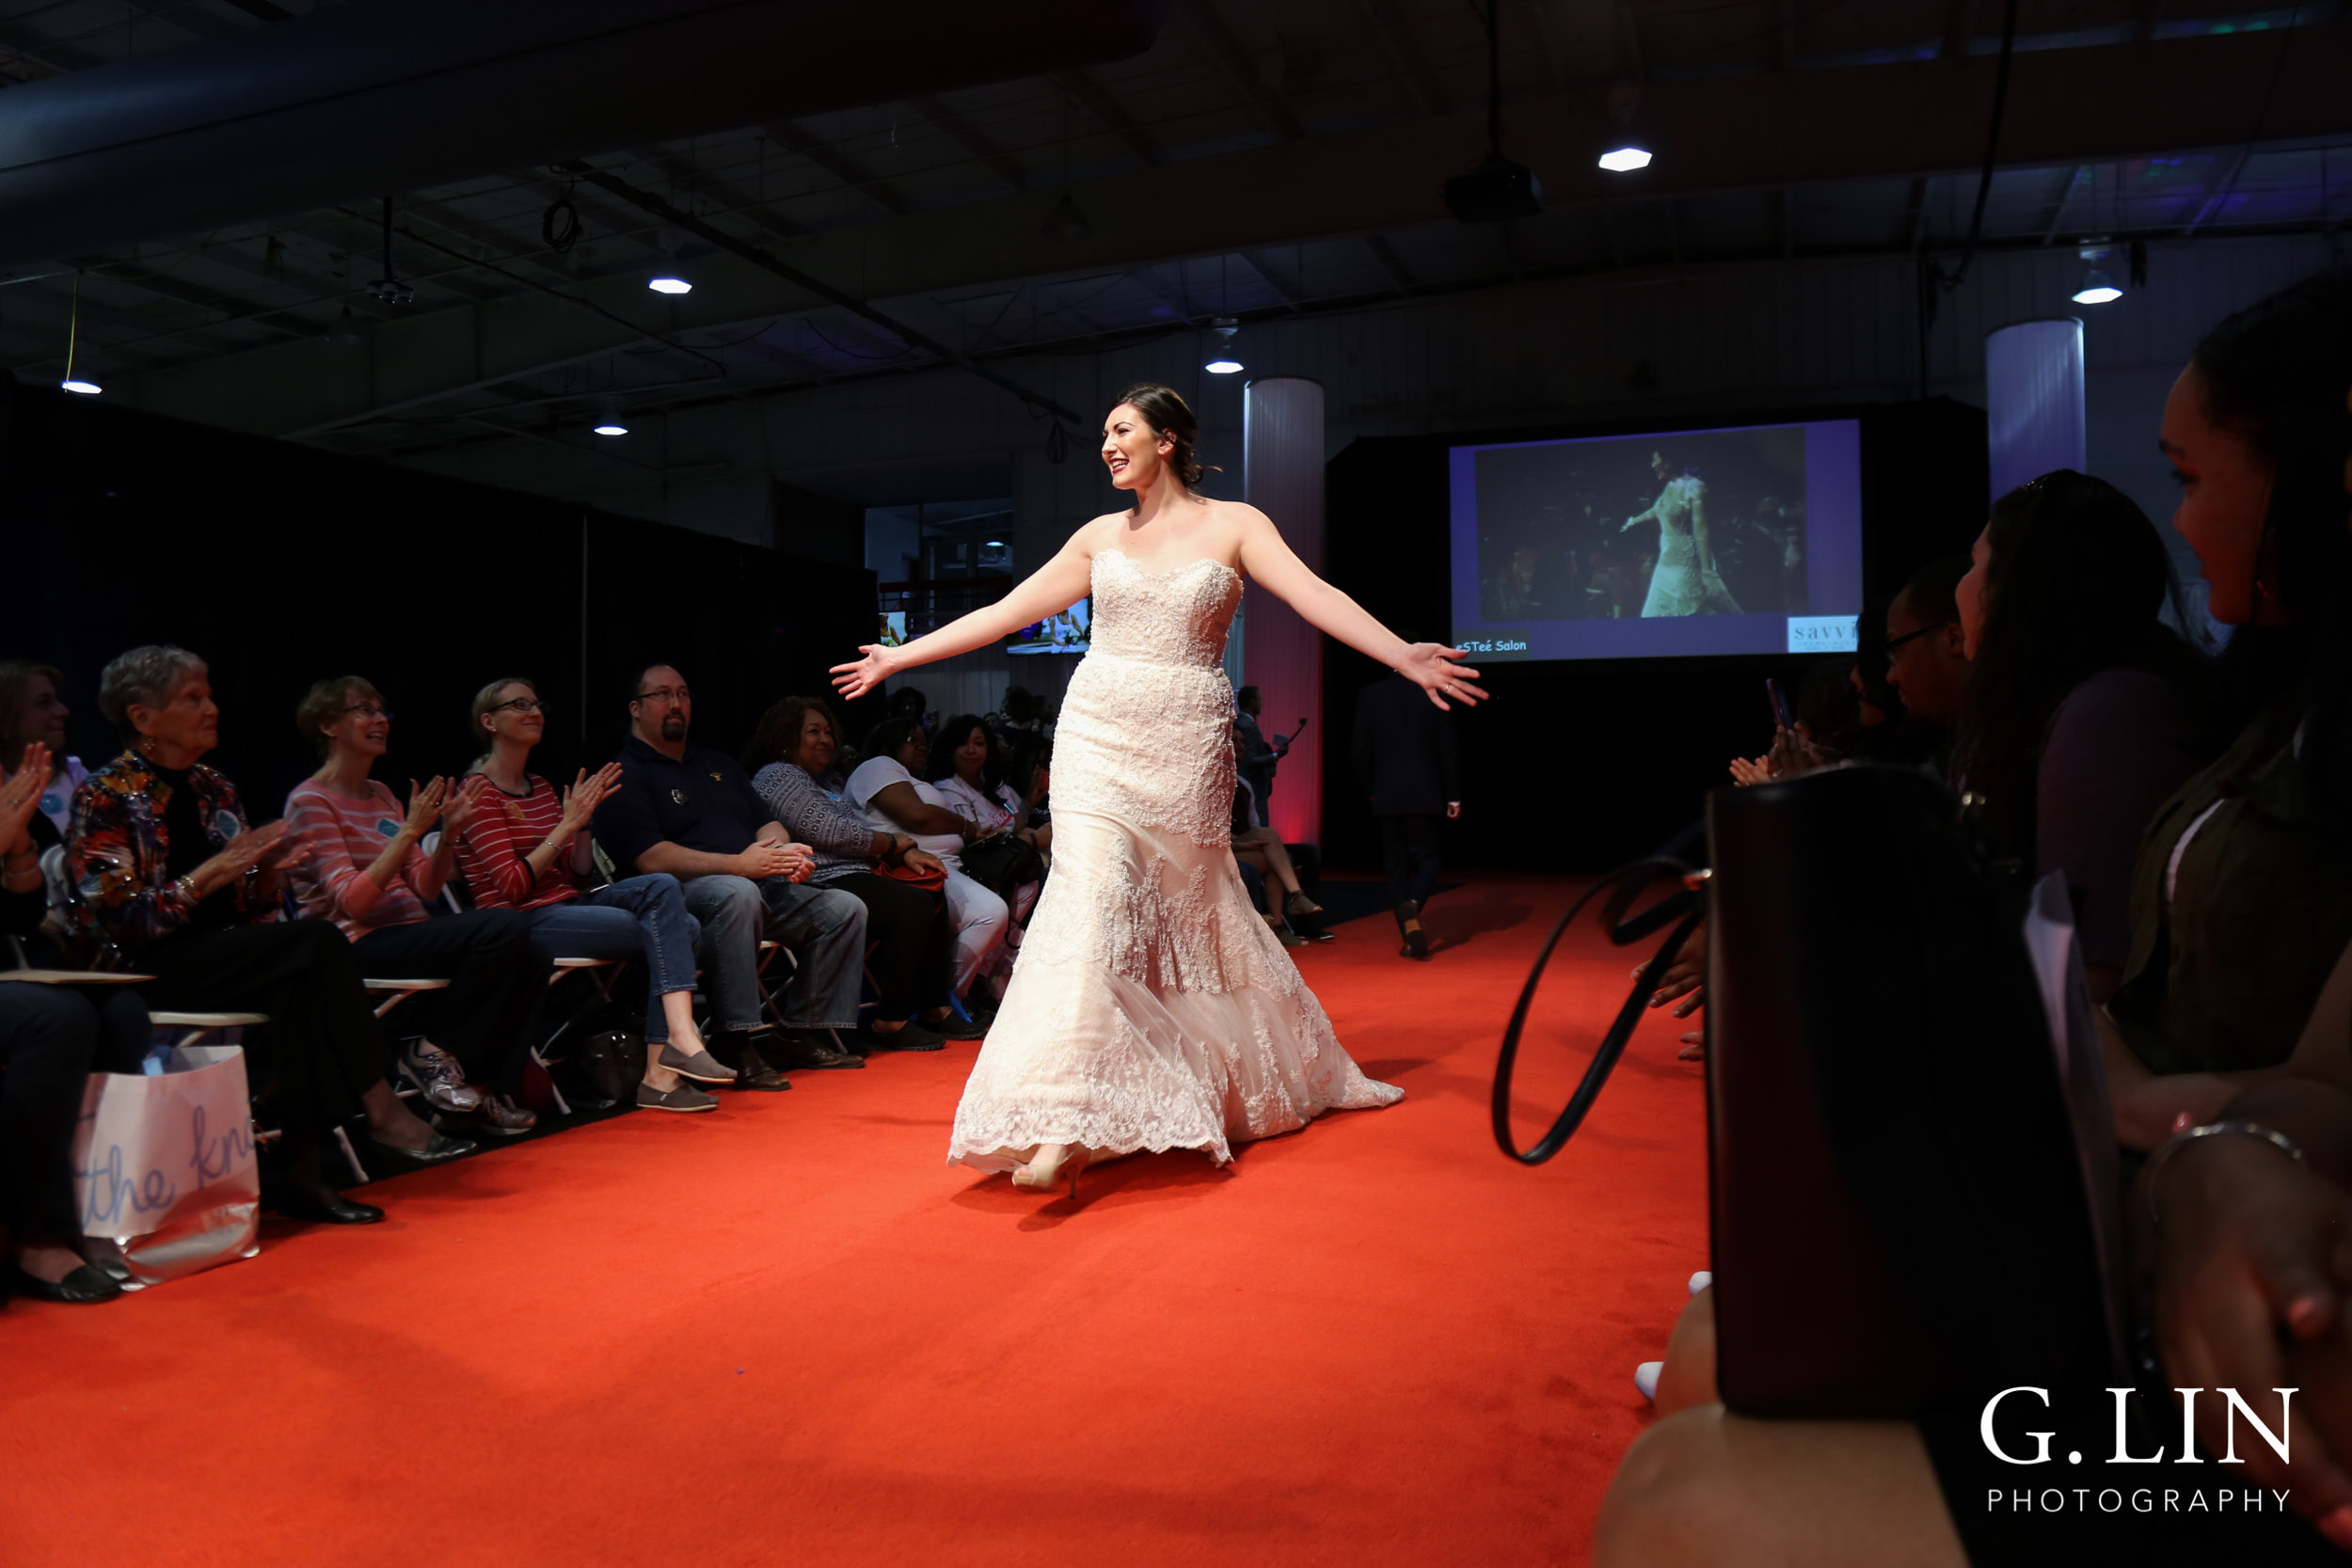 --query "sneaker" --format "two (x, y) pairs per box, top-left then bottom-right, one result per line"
(398, 1041), (484, 1116)
(454, 1093), (537, 1138)
(636, 1081), (718, 1113)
